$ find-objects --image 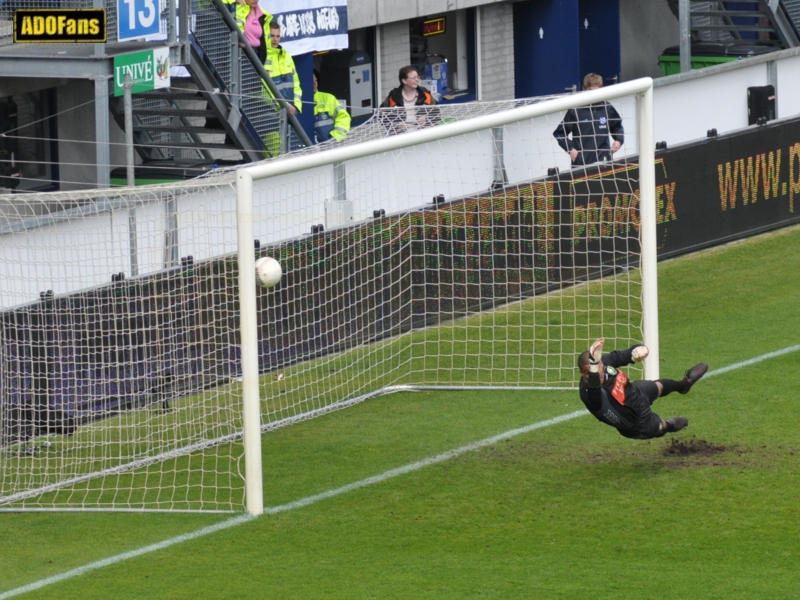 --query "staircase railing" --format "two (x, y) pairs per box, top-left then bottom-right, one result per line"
(193, 0), (312, 153)
(0, 0), (311, 157)
(667, 1), (800, 47)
